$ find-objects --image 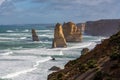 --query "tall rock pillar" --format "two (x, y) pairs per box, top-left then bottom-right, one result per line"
(32, 29), (39, 41)
(52, 23), (67, 48)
